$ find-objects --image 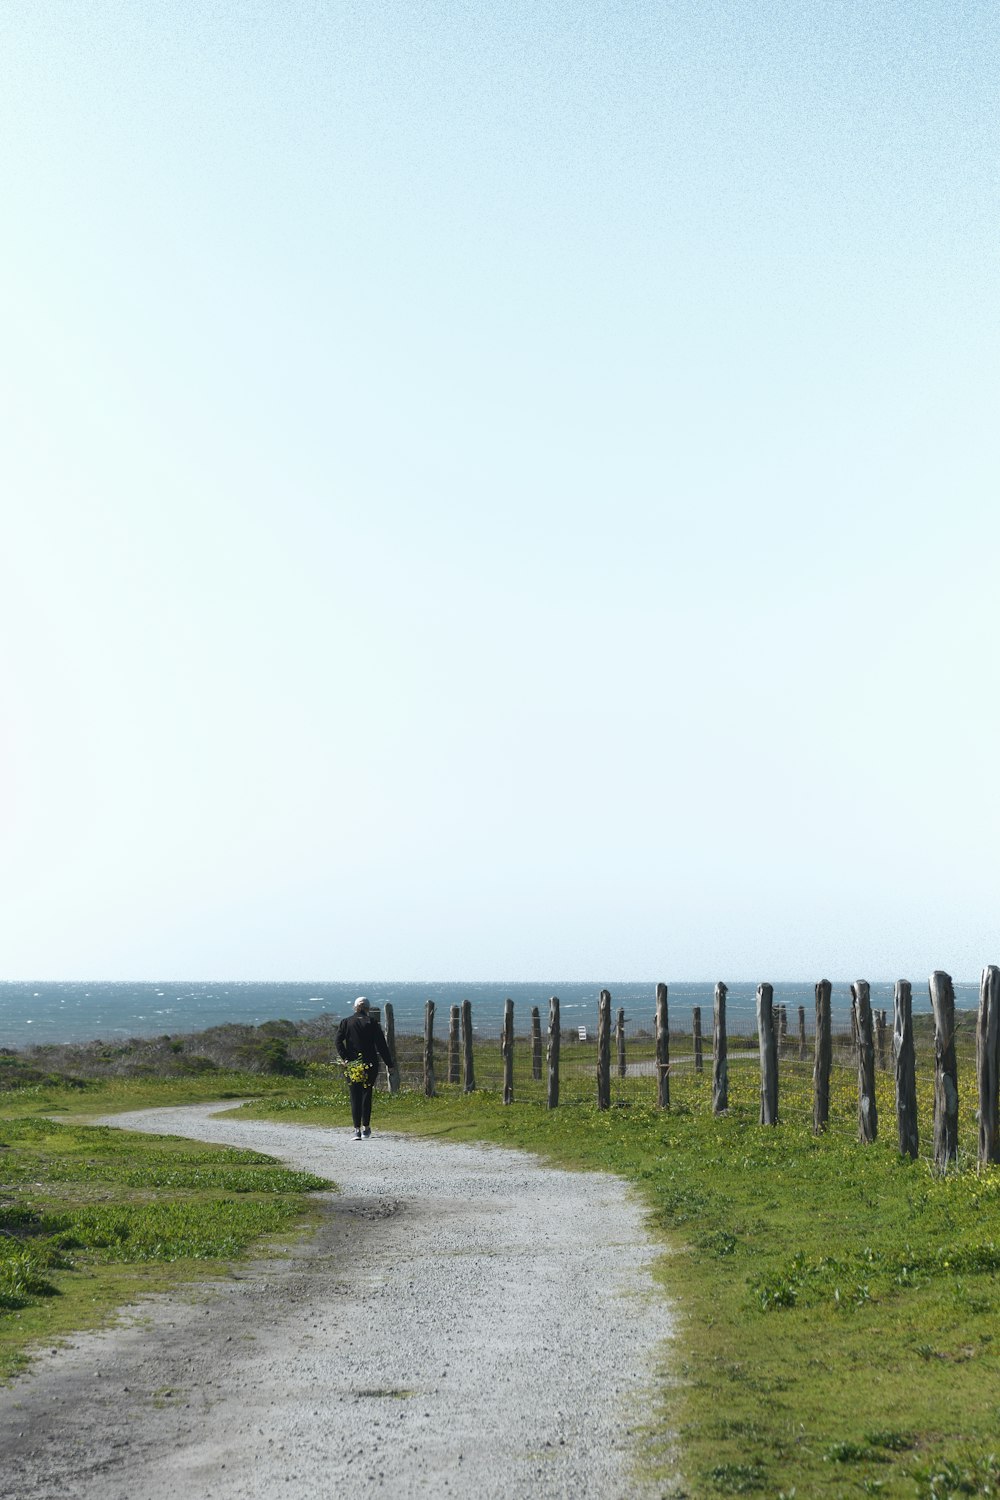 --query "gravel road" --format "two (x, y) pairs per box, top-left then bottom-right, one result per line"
(1, 1103), (675, 1500)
